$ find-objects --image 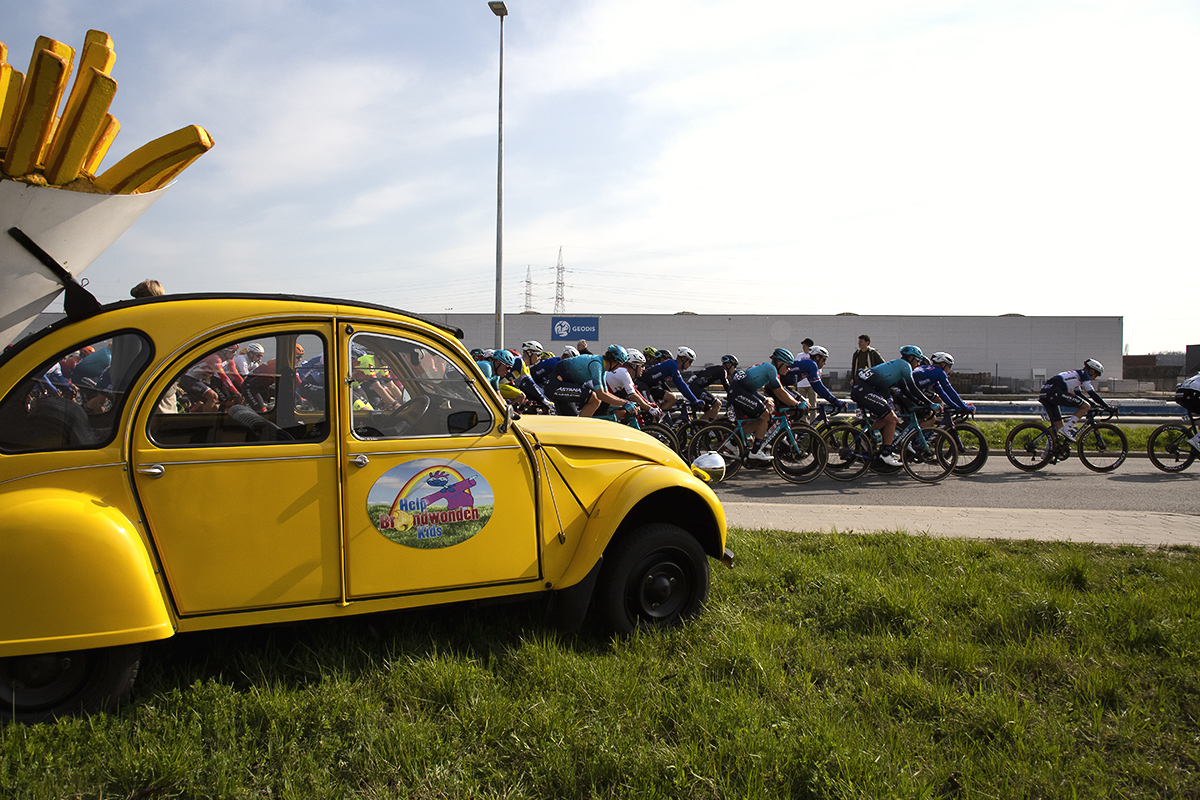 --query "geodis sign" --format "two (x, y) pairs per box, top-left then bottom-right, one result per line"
(367, 459), (494, 549)
(551, 316), (599, 342)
